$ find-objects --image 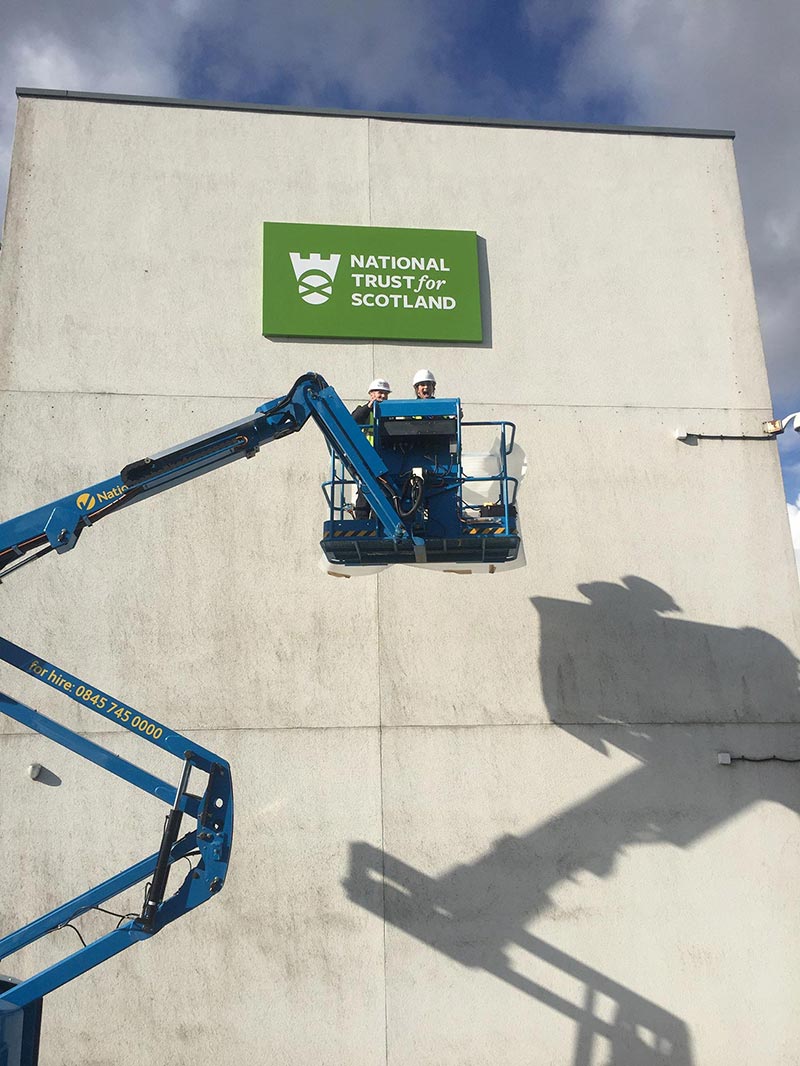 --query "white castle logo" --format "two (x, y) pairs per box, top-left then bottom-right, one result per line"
(289, 251), (341, 305)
